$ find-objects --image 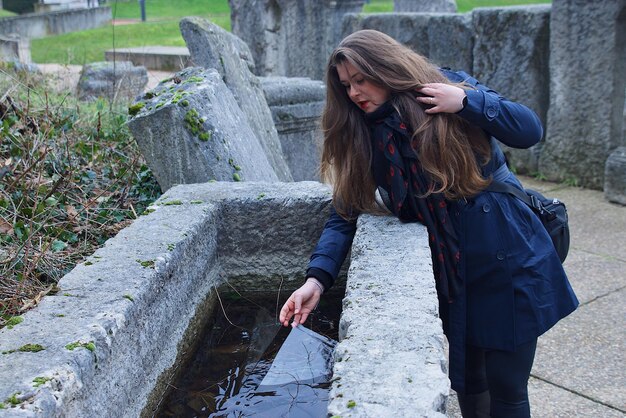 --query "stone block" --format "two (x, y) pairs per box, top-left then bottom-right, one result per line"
(261, 76), (326, 181)
(127, 67), (279, 191)
(0, 34), (30, 63)
(604, 147), (626, 205)
(341, 12), (473, 73)
(540, 0), (626, 189)
(77, 61), (147, 102)
(328, 214), (448, 417)
(471, 5), (551, 174)
(229, 0), (366, 80)
(180, 17), (293, 181)
(105, 46), (191, 72)
(394, 0), (457, 12)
